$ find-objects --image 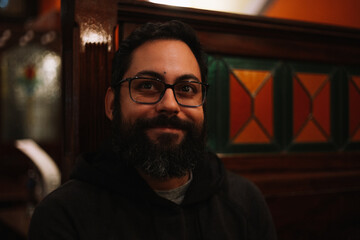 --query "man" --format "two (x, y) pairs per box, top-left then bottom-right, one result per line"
(29, 20), (276, 239)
